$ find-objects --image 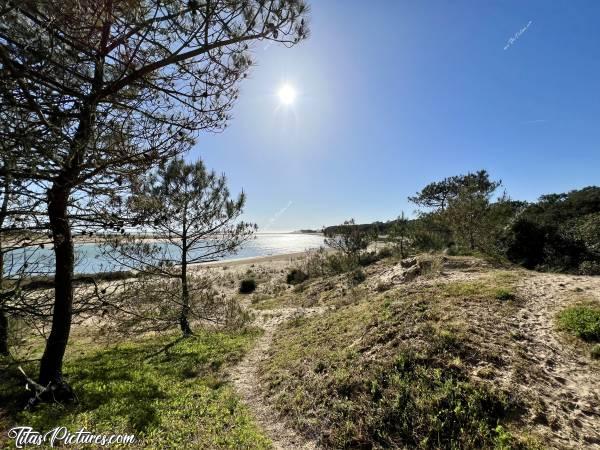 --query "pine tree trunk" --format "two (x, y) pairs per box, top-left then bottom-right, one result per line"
(38, 184), (75, 394)
(180, 269), (192, 337)
(37, 102), (94, 400)
(179, 205), (192, 336)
